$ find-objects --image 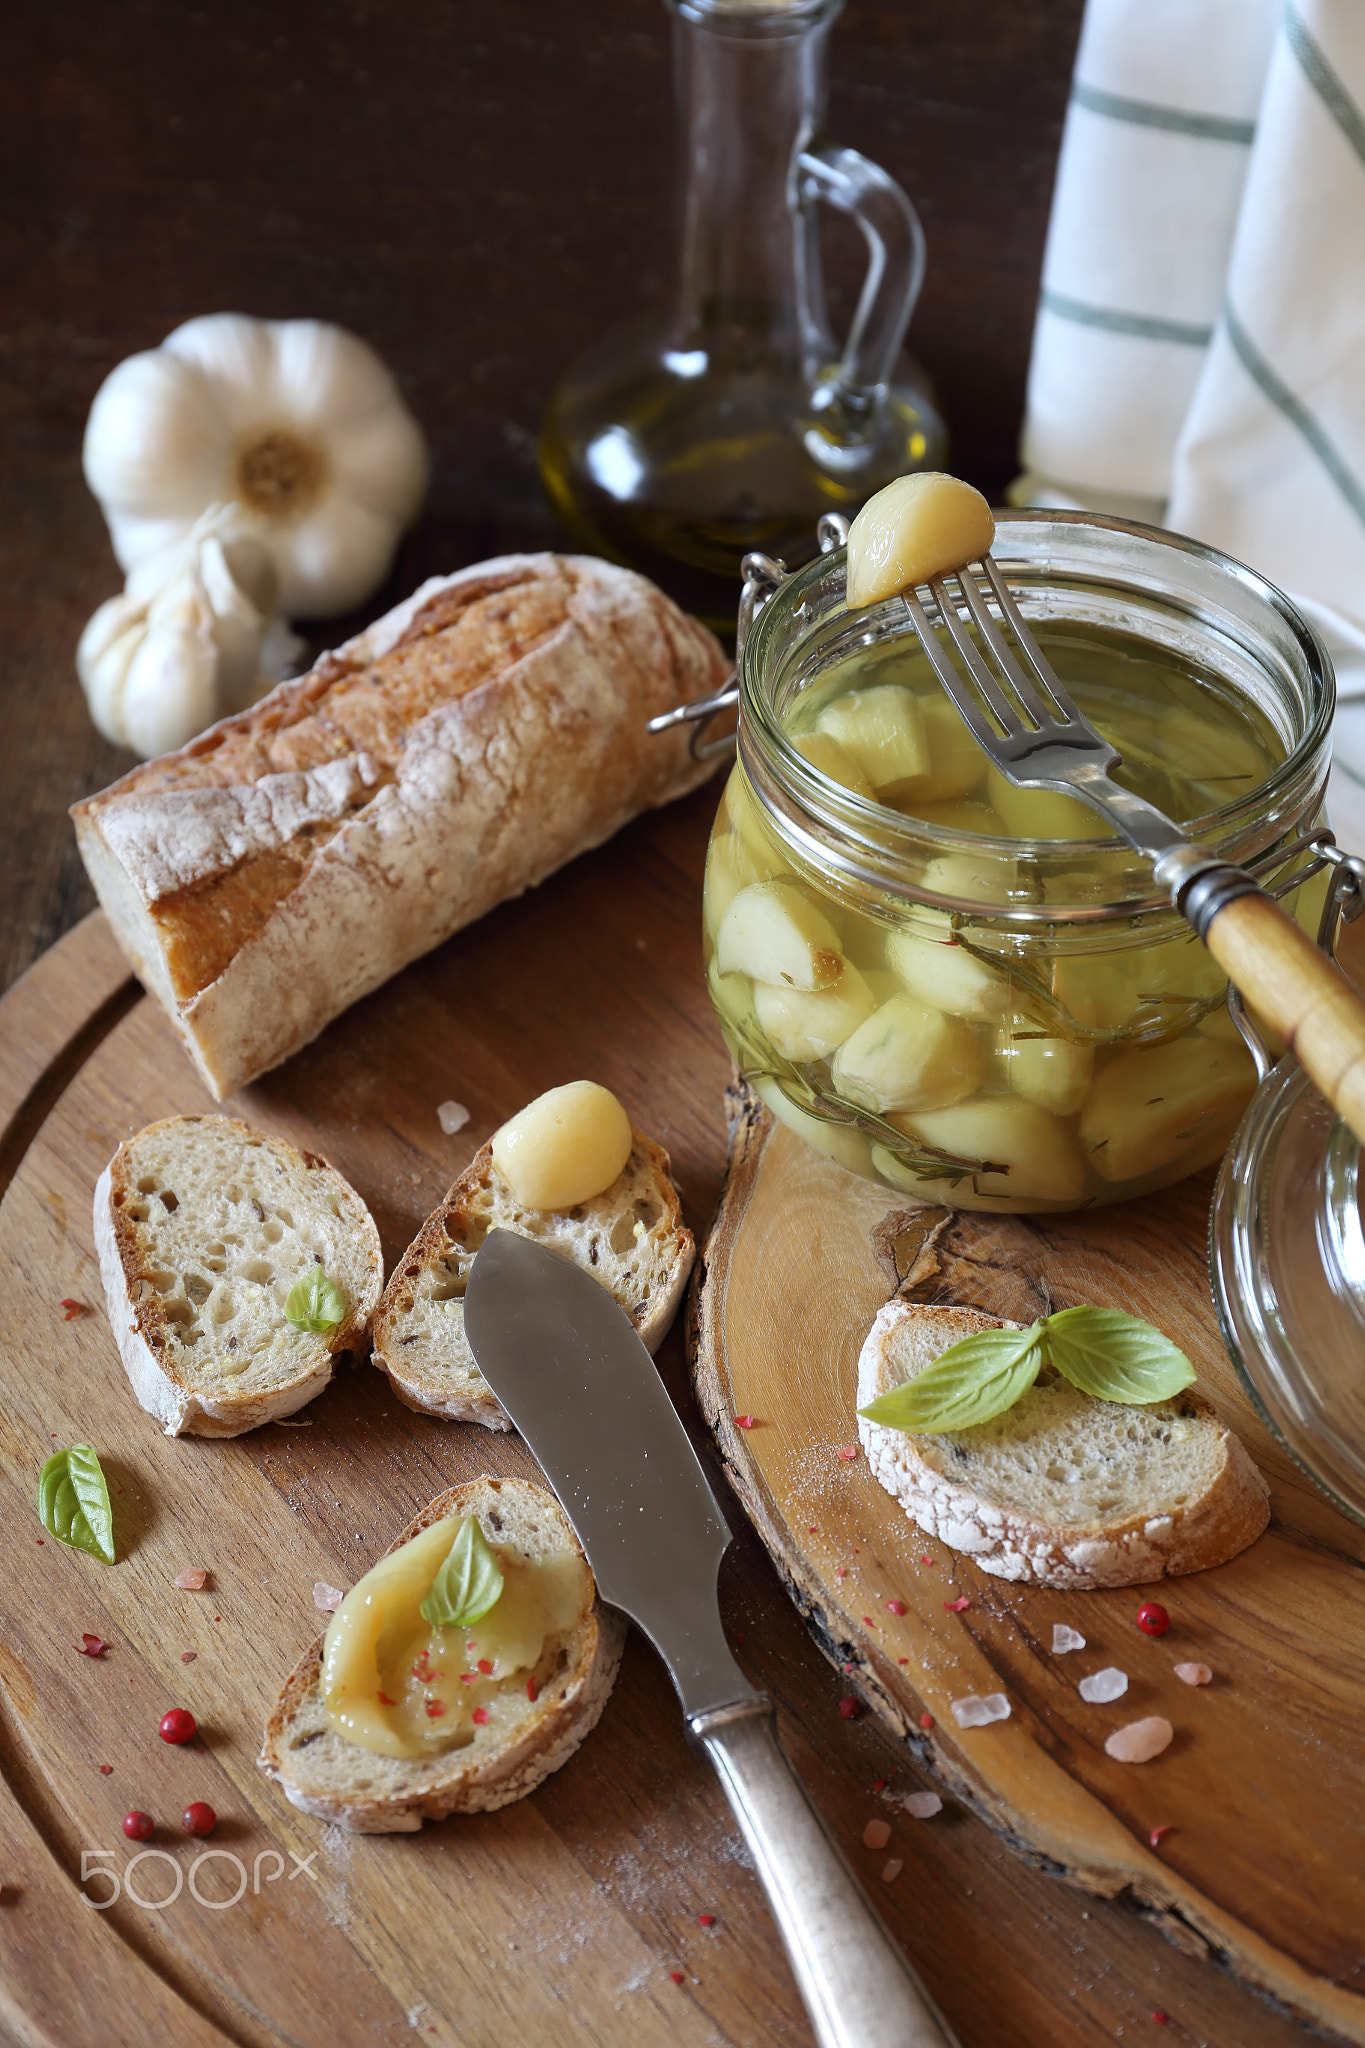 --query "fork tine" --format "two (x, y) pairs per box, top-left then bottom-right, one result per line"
(900, 588), (1001, 751)
(950, 567), (1063, 731)
(926, 573), (1033, 737)
(978, 555), (1087, 725)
